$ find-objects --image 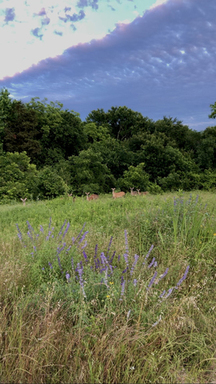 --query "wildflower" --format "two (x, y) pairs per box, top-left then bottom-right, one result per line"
(147, 271), (157, 290)
(164, 287), (174, 299)
(148, 257), (156, 268)
(156, 268), (169, 284)
(74, 222), (86, 243)
(109, 282), (114, 285)
(214, 233), (216, 237)
(57, 219), (67, 238)
(83, 251), (88, 263)
(175, 266), (190, 289)
(48, 262), (53, 269)
(152, 315), (162, 327)
(66, 273), (70, 280)
(133, 279), (137, 287)
(143, 244), (154, 265)
(78, 231), (89, 244)
(130, 254), (139, 275)
(120, 279), (125, 301)
(77, 262), (86, 298)
(106, 295), (110, 298)
(62, 222), (70, 239)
